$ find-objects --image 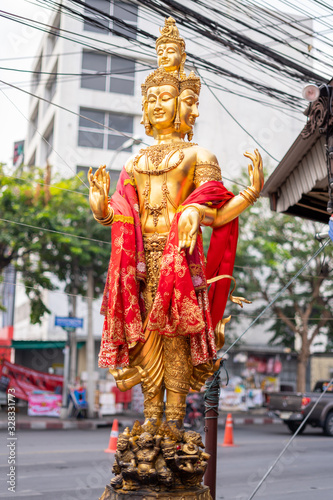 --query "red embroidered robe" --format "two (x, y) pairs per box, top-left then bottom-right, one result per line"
(98, 169), (238, 369)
